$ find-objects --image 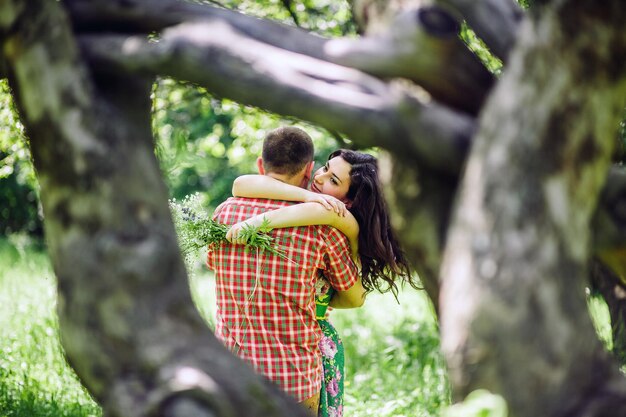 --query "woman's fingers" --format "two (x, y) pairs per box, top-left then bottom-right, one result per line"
(326, 197), (347, 216)
(337, 202), (347, 217)
(226, 223), (246, 244)
(307, 193), (347, 216)
(317, 197), (333, 211)
(321, 196), (341, 214)
(226, 226), (236, 242)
